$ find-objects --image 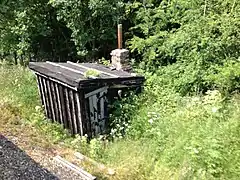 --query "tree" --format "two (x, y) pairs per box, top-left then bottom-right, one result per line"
(50, 0), (125, 61)
(0, 0), (78, 63)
